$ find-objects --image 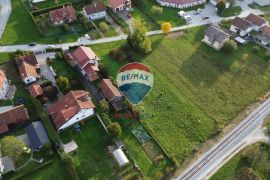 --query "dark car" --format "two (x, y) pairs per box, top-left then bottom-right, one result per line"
(28, 42), (37, 46)
(202, 16), (210, 20)
(16, 98), (25, 105)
